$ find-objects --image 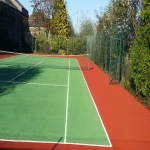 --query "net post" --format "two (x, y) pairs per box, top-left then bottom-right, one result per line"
(87, 53), (90, 71)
